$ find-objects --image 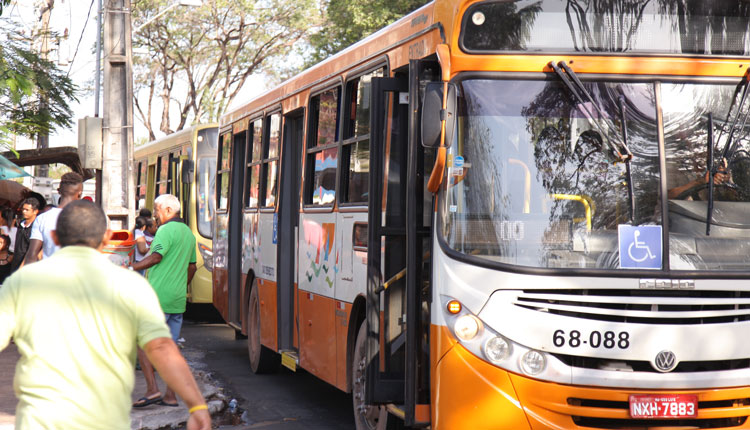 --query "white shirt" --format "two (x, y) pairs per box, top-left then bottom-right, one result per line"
(0, 226), (16, 251)
(30, 207), (62, 258)
(134, 229), (154, 262)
